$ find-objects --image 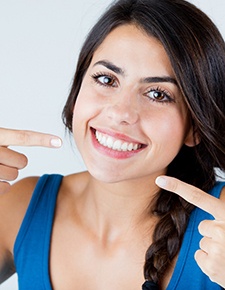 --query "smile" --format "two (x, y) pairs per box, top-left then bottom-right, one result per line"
(94, 129), (143, 152)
